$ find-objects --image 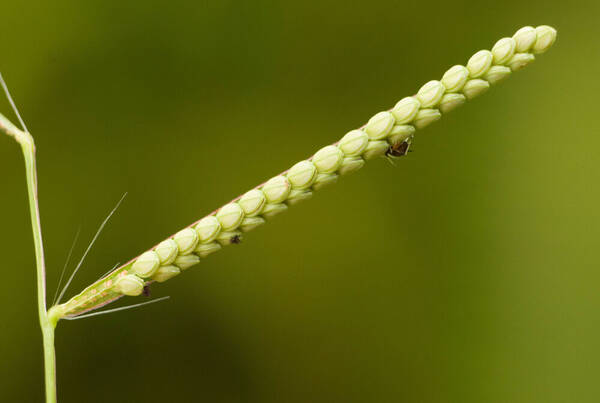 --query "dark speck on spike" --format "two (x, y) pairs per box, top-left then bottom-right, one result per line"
(386, 140), (411, 157)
